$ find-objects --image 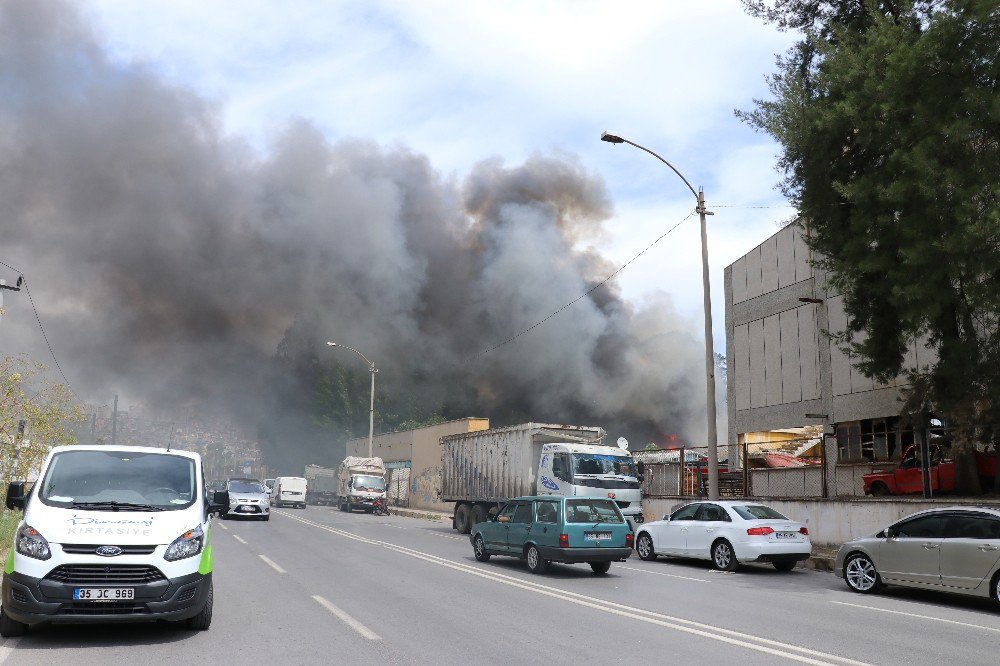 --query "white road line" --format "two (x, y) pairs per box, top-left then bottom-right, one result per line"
(216, 523), (228, 530)
(258, 554), (286, 574)
(312, 595), (381, 640)
(277, 511), (866, 666)
(831, 601), (1000, 633)
(233, 535), (248, 545)
(428, 532), (463, 541)
(618, 565), (709, 583)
